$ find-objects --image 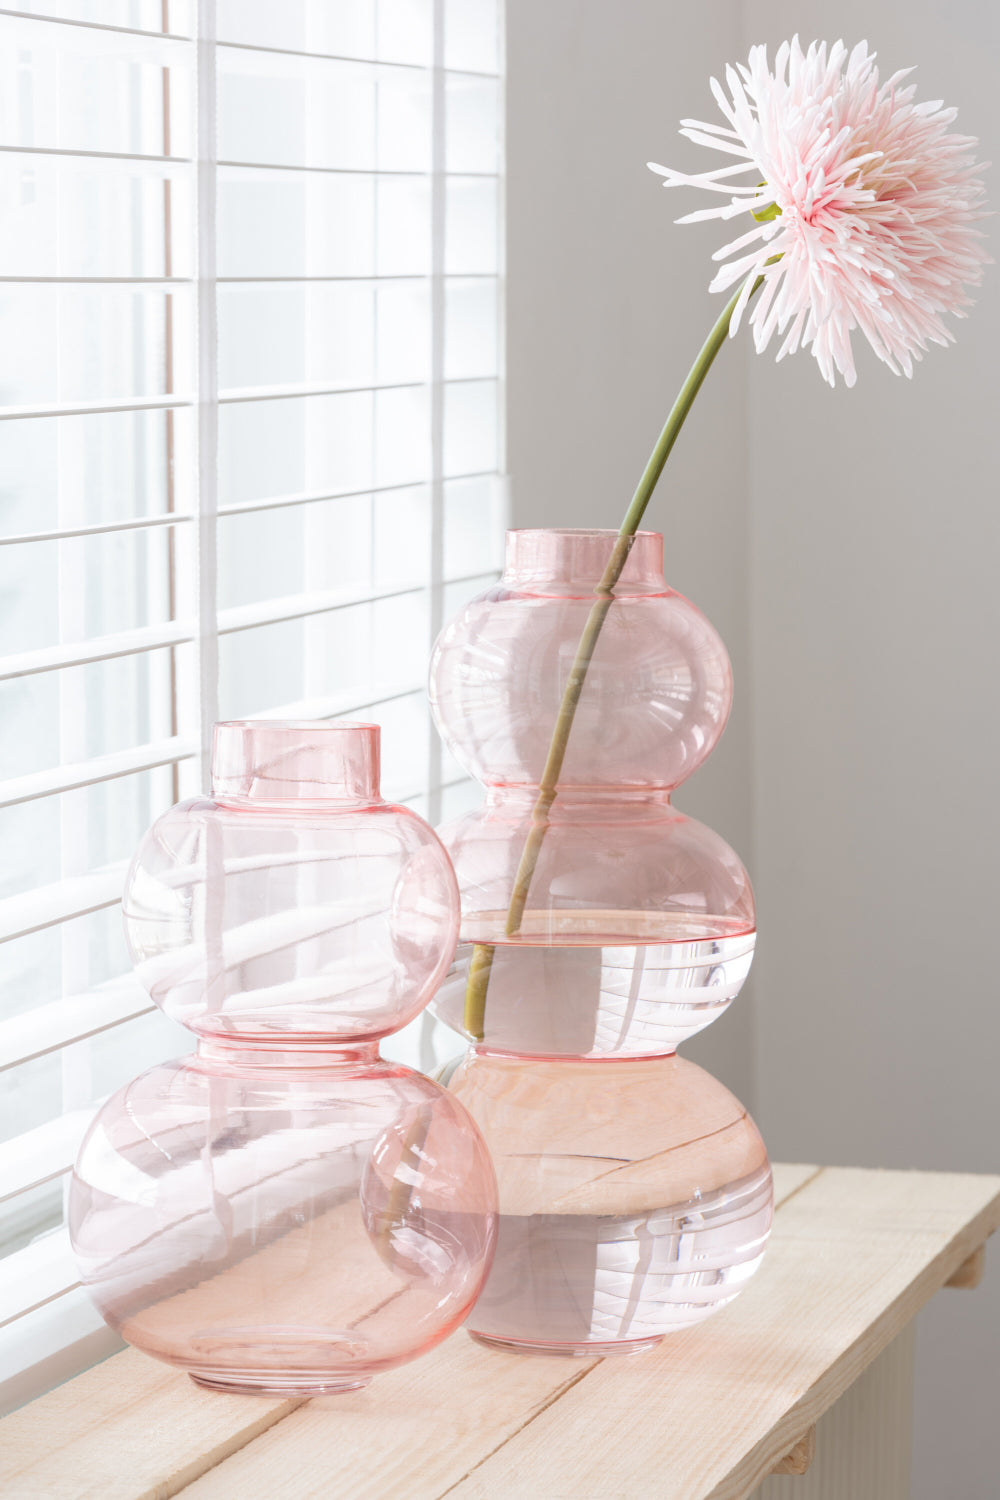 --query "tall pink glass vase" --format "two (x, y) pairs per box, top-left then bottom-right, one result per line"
(70, 721), (498, 1396)
(429, 529), (772, 1356)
